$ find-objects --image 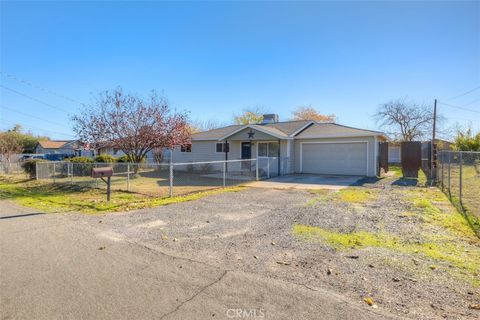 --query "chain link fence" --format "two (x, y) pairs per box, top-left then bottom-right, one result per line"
(33, 157), (288, 197)
(0, 162), (24, 175)
(437, 151), (480, 219)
